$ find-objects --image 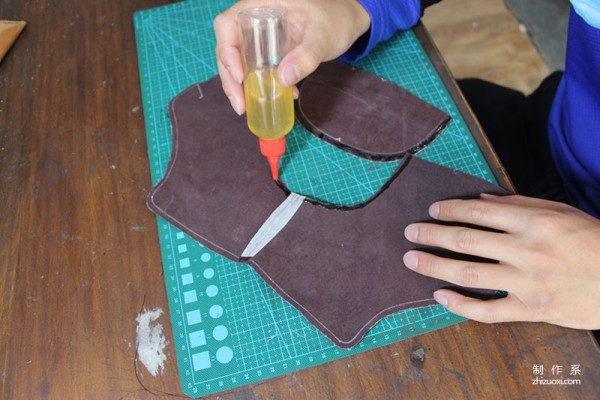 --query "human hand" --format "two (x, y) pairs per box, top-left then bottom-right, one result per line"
(403, 194), (600, 330)
(213, 0), (370, 115)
